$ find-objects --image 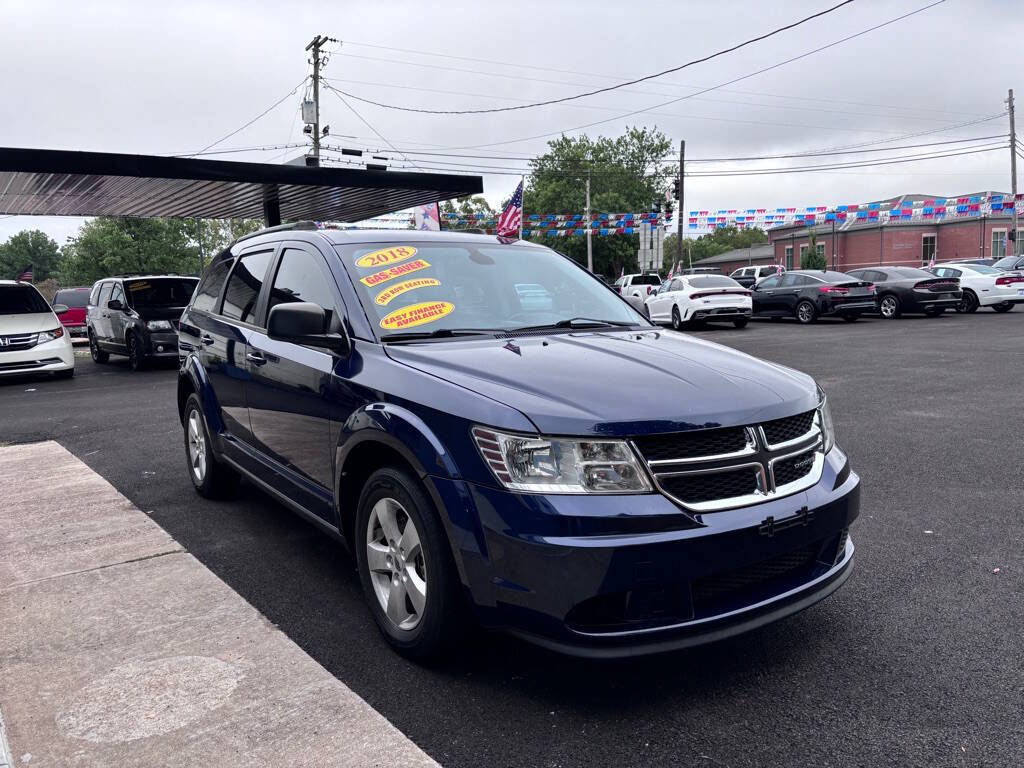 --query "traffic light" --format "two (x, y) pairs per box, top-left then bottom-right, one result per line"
(672, 179), (680, 199)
